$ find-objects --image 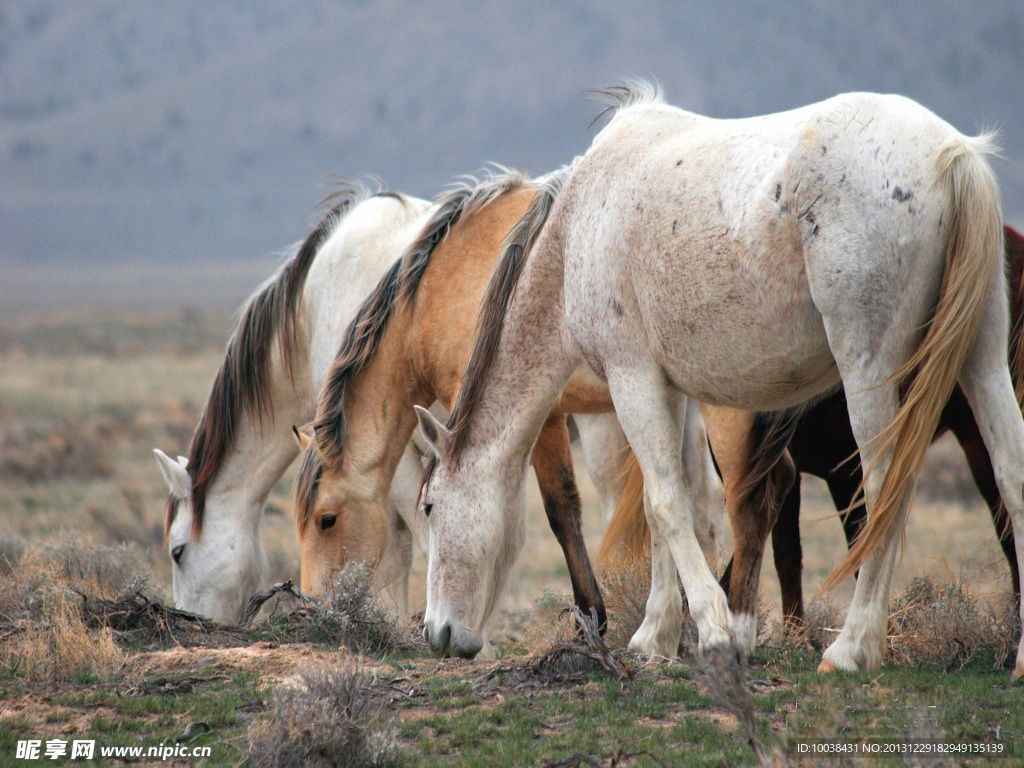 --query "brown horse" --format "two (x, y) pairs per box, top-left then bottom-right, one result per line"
(602, 224), (1024, 633)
